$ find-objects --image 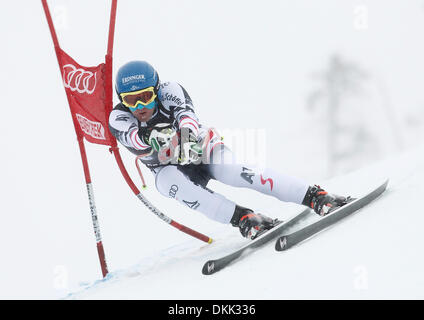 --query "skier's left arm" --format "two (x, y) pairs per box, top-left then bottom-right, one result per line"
(159, 82), (202, 164)
(159, 82), (200, 136)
